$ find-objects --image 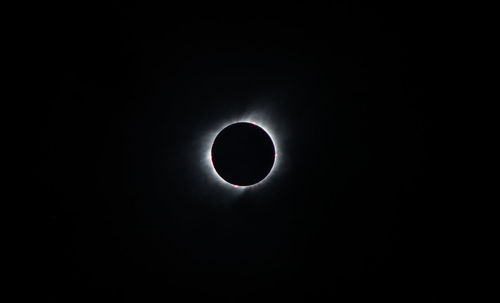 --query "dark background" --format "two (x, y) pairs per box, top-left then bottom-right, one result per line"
(32, 1), (443, 301)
